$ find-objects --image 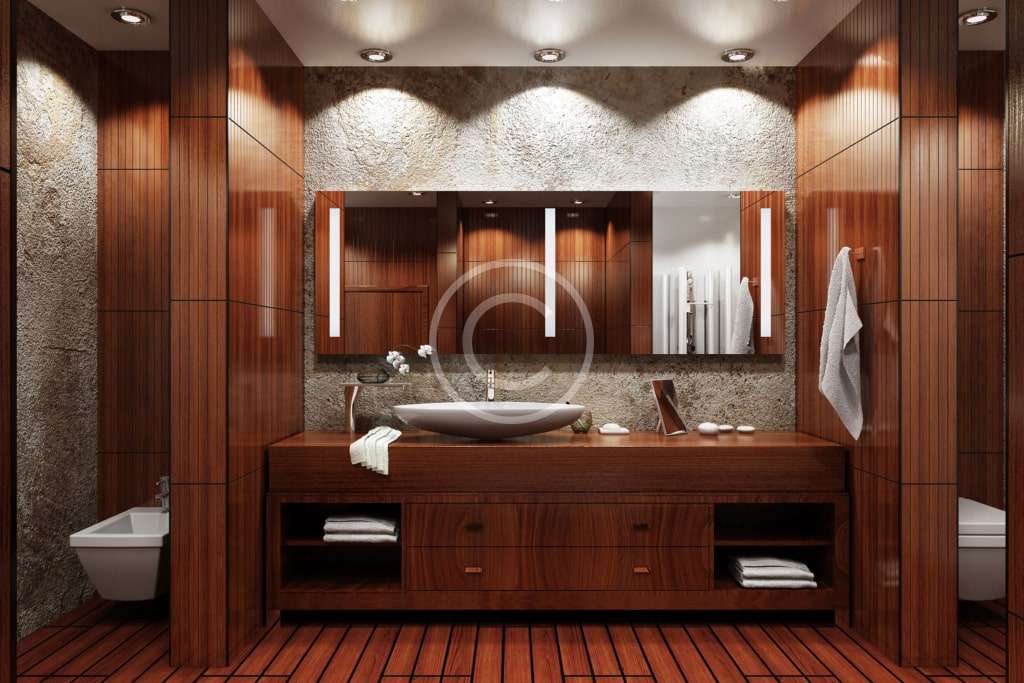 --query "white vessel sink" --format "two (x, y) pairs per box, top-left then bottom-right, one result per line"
(394, 401), (585, 440)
